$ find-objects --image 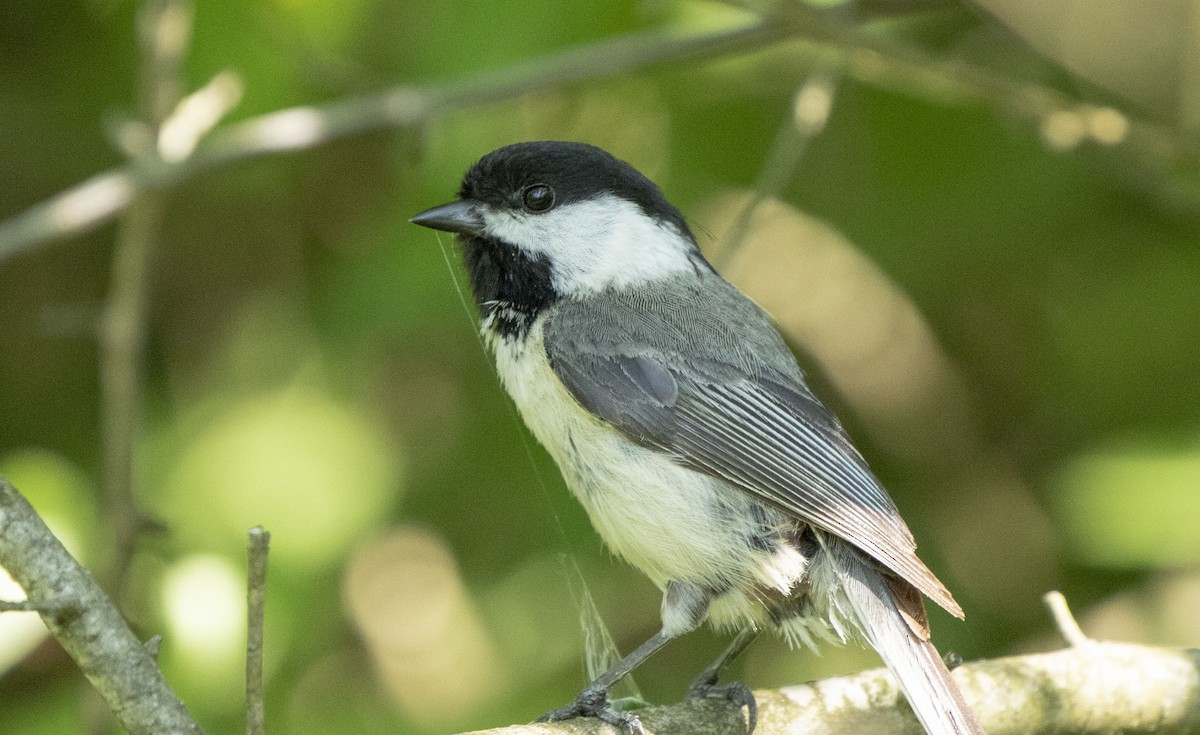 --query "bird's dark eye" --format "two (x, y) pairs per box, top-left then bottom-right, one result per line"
(521, 184), (555, 212)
